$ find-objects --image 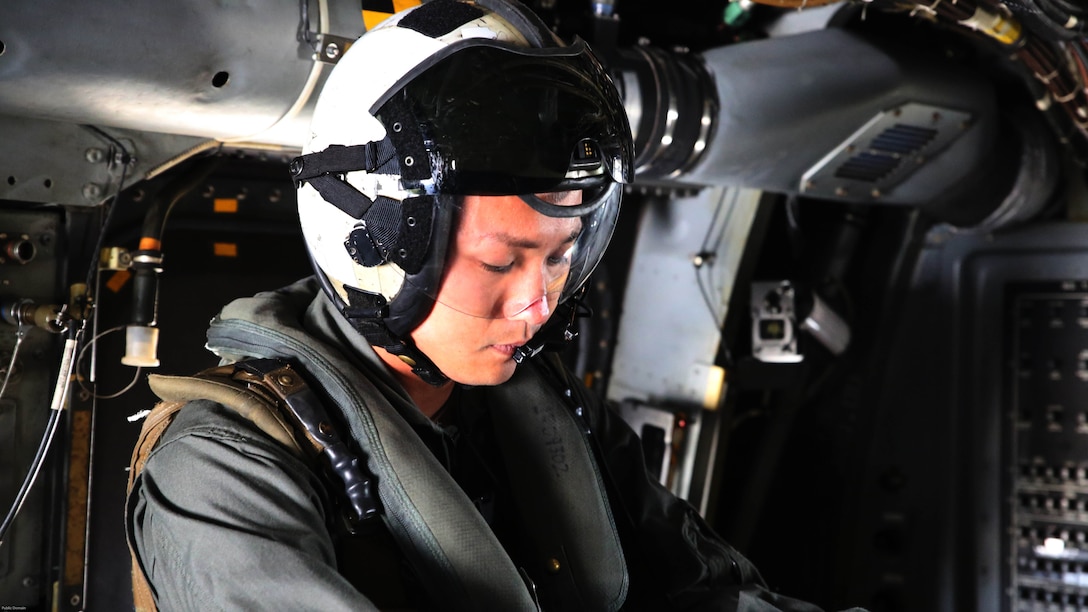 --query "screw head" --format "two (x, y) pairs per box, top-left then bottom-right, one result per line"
(82, 183), (103, 201)
(289, 158), (304, 177)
